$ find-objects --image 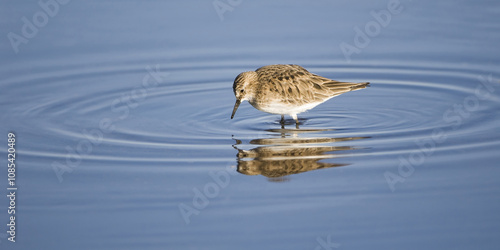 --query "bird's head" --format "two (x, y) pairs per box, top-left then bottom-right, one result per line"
(231, 71), (257, 119)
